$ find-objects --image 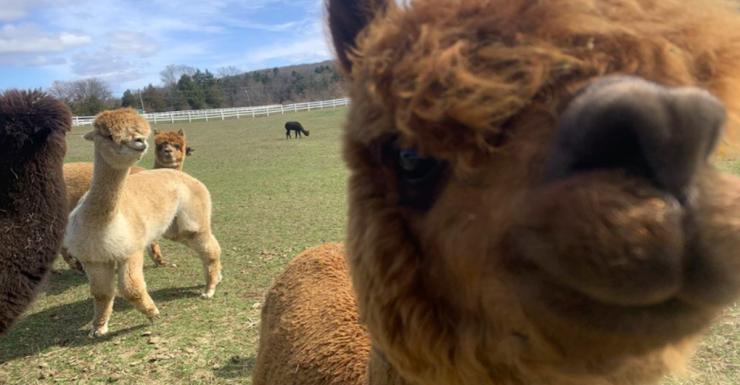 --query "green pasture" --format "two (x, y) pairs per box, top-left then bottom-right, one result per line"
(0, 106), (736, 384)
